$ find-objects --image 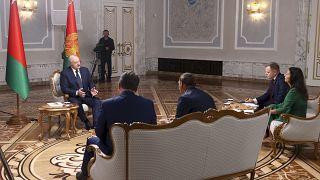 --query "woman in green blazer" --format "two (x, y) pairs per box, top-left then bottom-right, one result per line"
(269, 67), (309, 124)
